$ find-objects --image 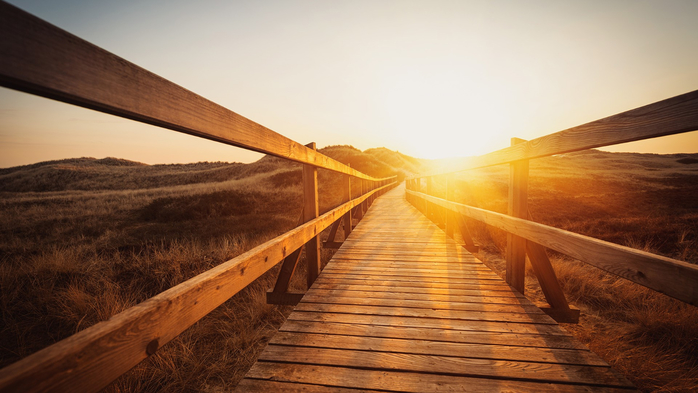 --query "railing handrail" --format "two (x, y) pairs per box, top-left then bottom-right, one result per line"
(410, 89), (698, 180)
(406, 189), (698, 306)
(0, 1), (393, 182)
